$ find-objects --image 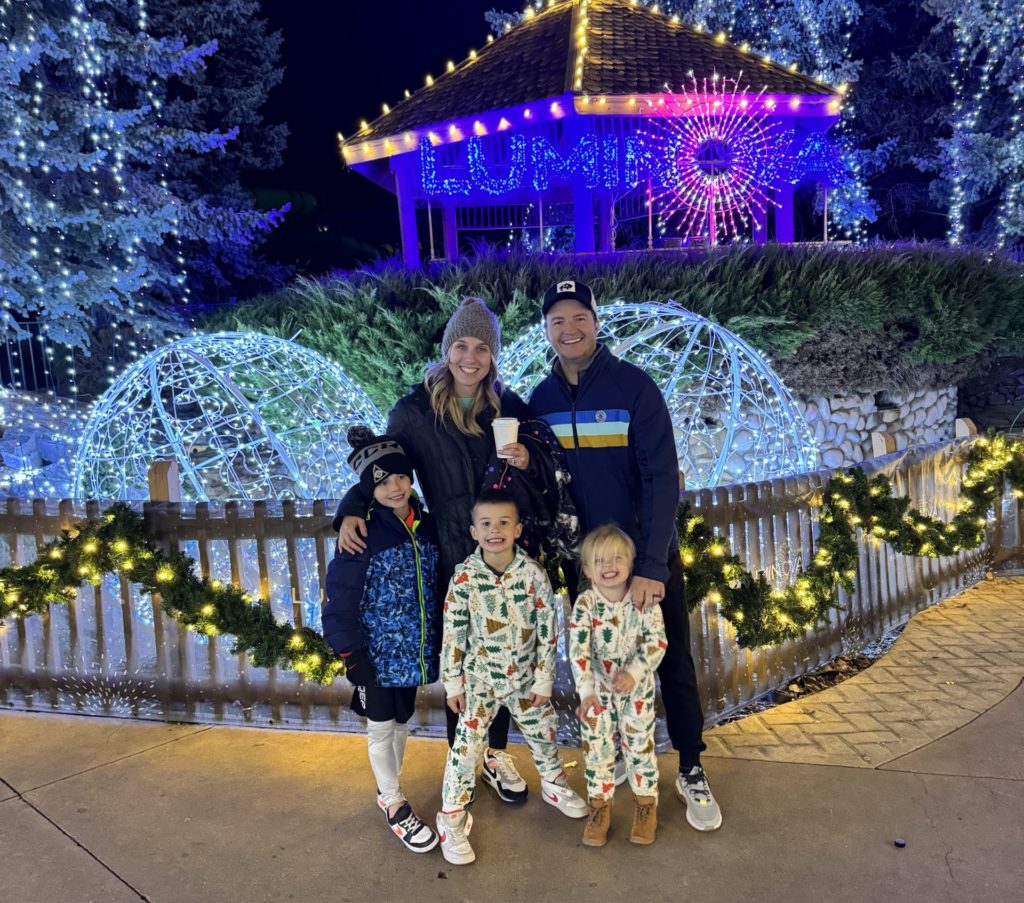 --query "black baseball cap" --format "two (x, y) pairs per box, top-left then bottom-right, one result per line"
(541, 279), (598, 318)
